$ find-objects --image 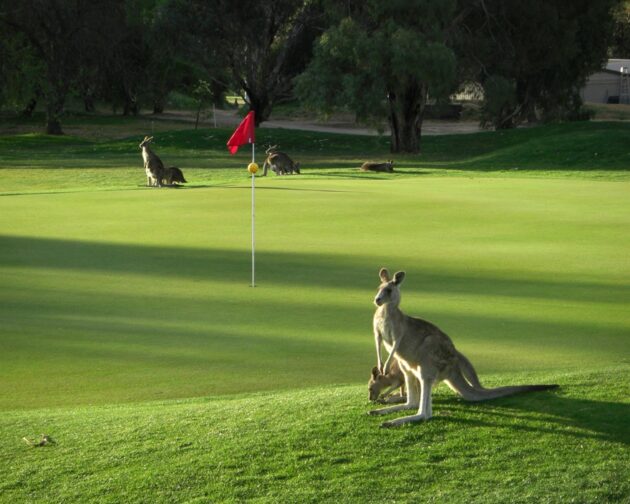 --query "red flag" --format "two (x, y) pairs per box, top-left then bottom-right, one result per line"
(227, 111), (255, 155)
